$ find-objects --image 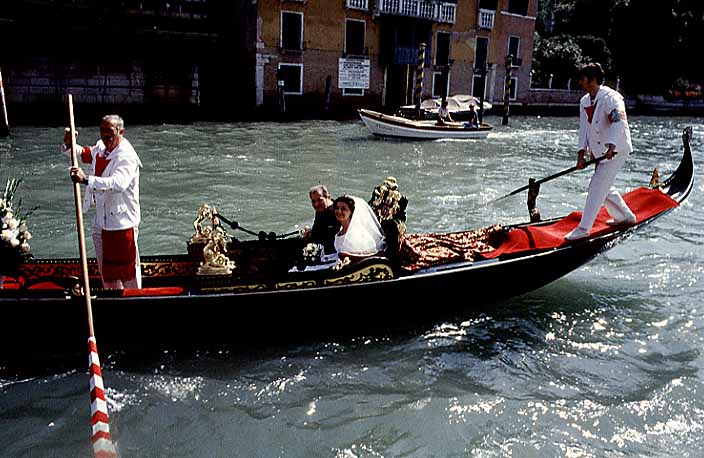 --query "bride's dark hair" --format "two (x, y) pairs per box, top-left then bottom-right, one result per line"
(333, 195), (355, 214)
